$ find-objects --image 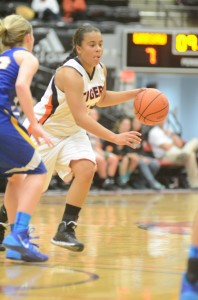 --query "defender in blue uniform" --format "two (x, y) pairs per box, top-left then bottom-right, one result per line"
(0, 14), (52, 262)
(0, 47), (45, 176)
